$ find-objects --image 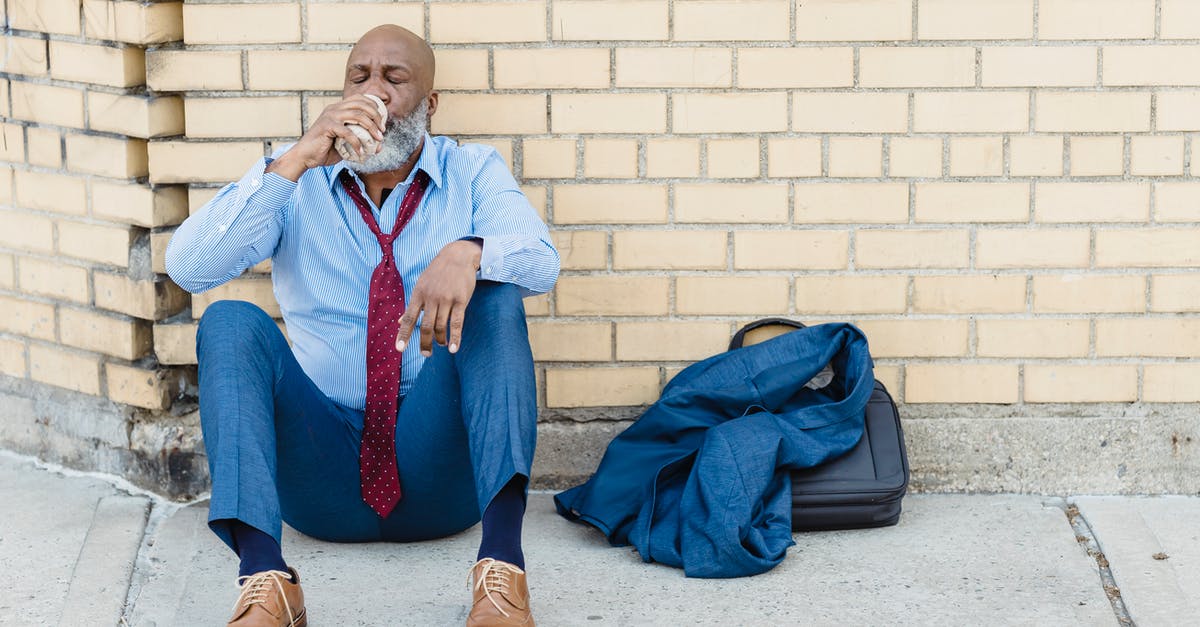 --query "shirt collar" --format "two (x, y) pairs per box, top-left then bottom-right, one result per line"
(327, 132), (442, 191)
